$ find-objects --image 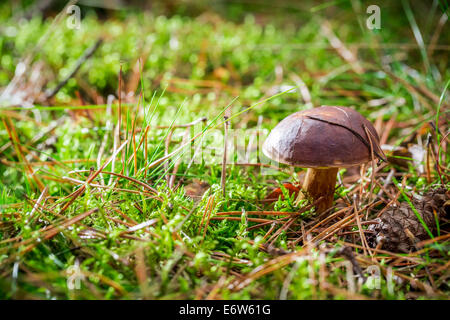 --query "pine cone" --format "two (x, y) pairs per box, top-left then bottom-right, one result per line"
(368, 187), (449, 253)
